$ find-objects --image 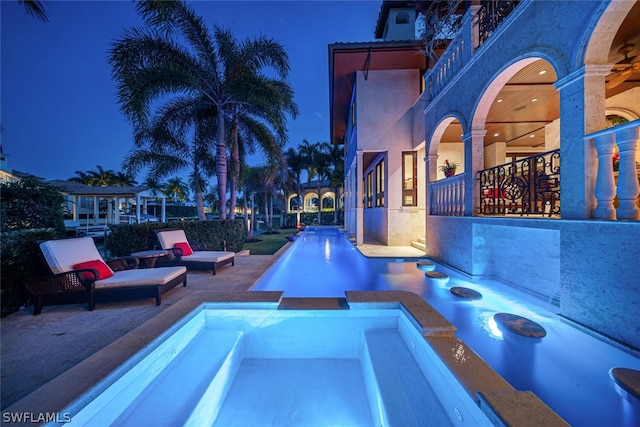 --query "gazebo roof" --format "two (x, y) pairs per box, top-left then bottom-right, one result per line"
(47, 180), (164, 198)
